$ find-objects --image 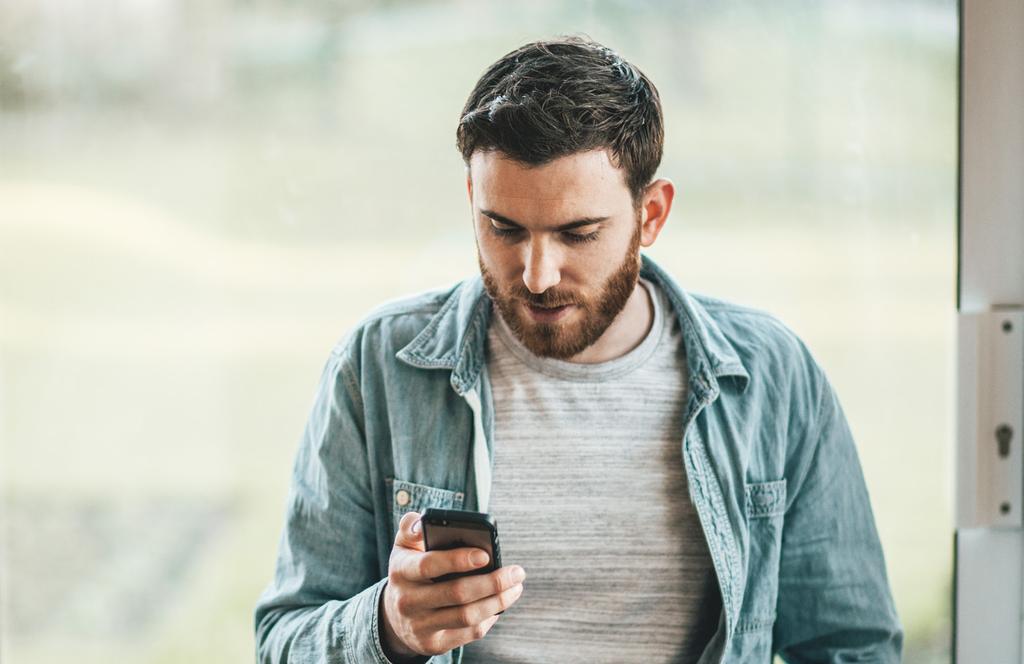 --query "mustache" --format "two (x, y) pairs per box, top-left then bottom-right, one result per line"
(509, 286), (579, 308)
